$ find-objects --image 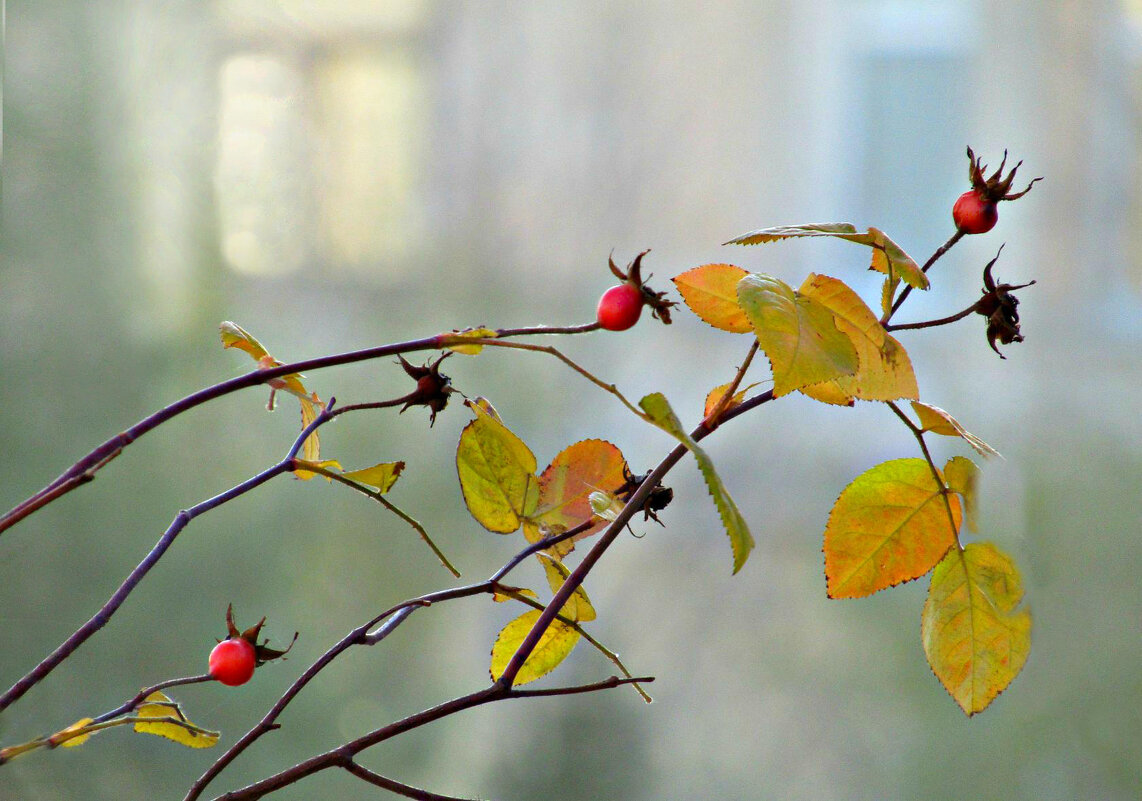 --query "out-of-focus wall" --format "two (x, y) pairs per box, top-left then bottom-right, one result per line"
(2, 2), (1140, 799)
